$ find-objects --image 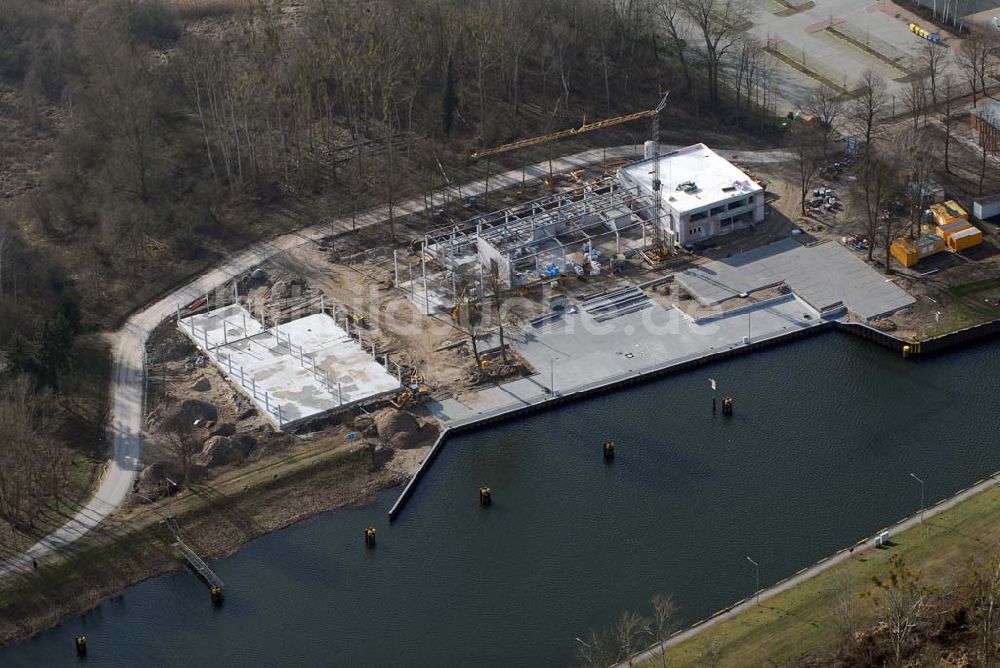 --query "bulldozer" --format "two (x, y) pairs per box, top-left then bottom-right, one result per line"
(394, 385), (431, 408)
